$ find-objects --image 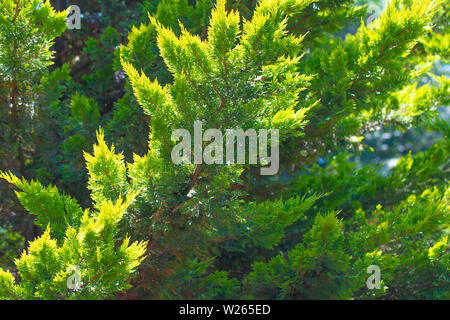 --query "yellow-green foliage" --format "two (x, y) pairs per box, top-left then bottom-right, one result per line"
(0, 189), (147, 300)
(0, 0), (448, 300)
